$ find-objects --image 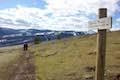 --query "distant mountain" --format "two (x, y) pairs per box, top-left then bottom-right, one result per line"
(19, 29), (52, 34)
(0, 27), (96, 47)
(0, 28), (53, 37)
(0, 27), (95, 36)
(0, 28), (19, 36)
